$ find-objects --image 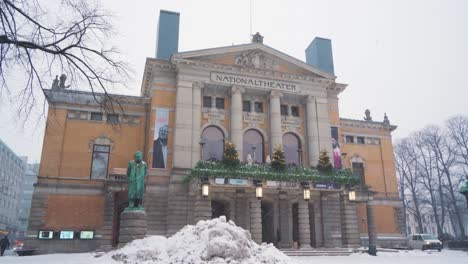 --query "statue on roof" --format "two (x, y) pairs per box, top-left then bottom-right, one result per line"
(383, 113), (390, 125)
(59, 74), (71, 89)
(51, 75), (59, 90)
(364, 109), (372, 122)
(252, 32), (264, 44)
